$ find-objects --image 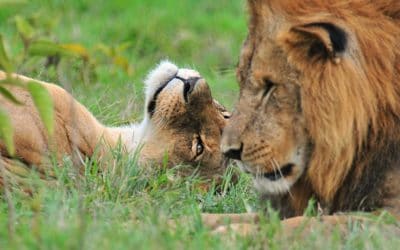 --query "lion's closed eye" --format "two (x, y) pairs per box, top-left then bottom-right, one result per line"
(262, 78), (276, 98)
